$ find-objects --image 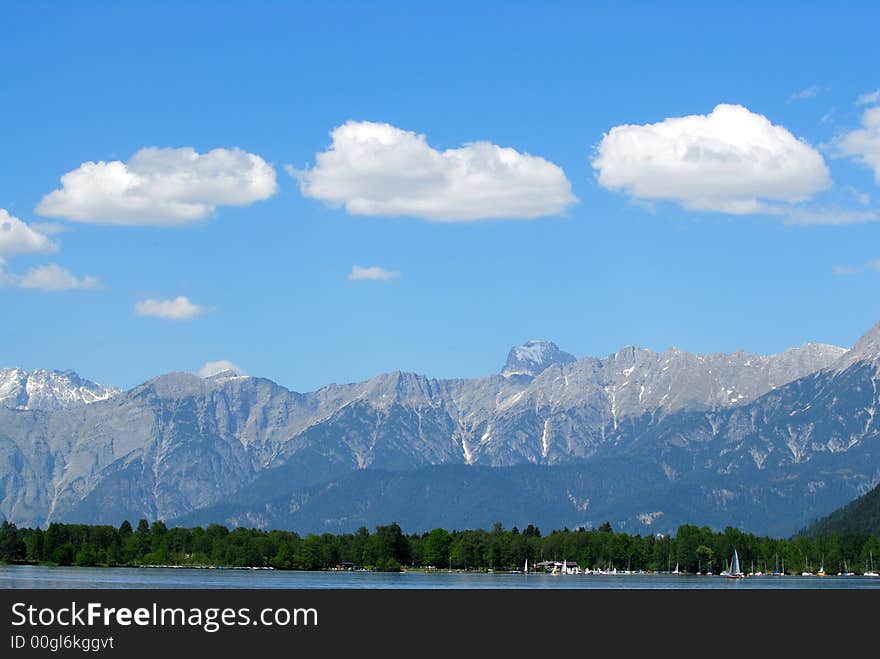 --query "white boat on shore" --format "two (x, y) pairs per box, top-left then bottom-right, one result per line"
(723, 549), (745, 579)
